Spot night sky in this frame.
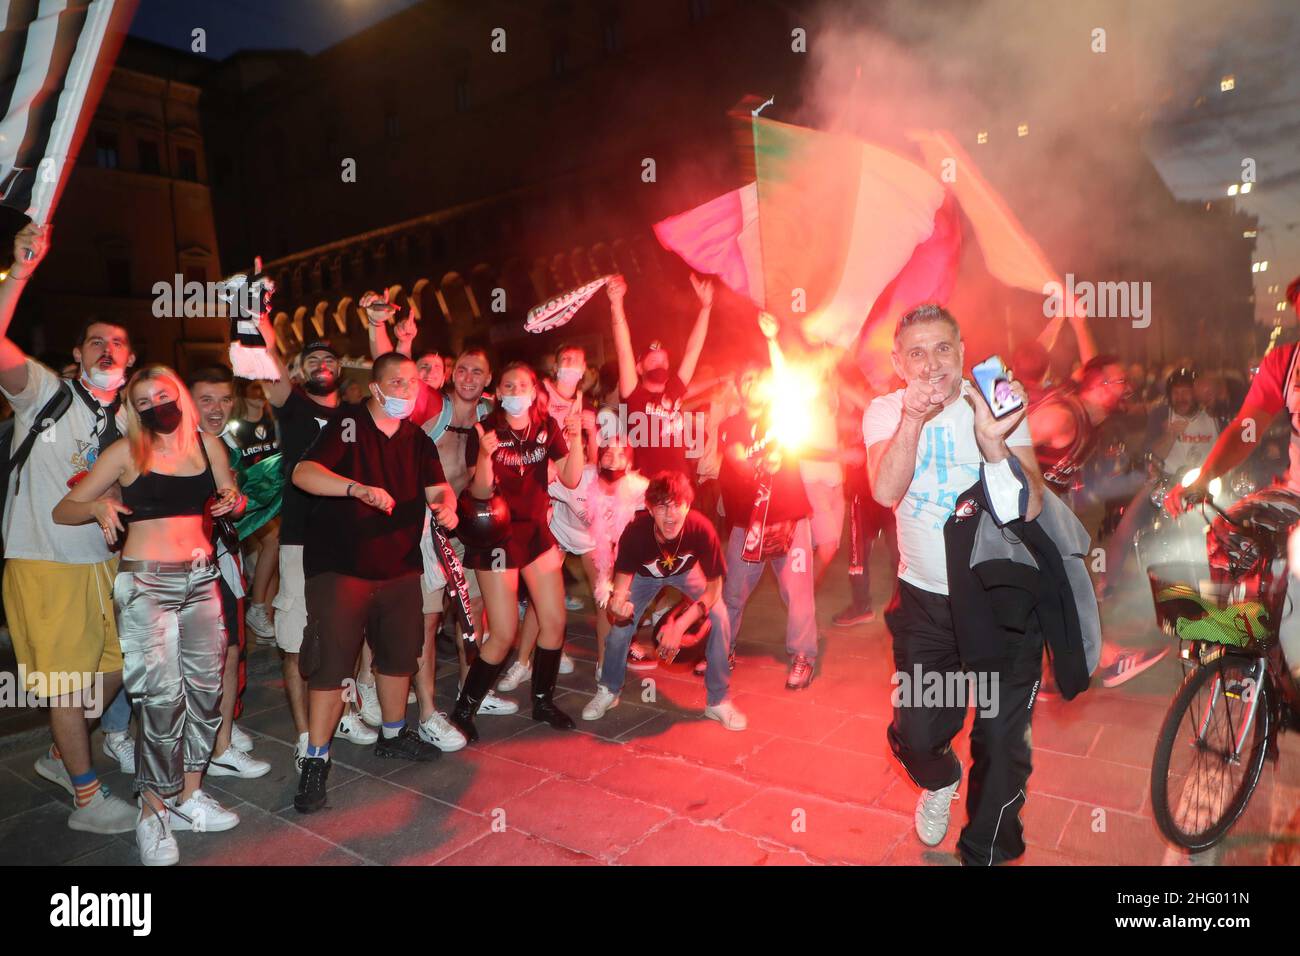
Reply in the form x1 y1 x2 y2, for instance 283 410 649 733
129 0 424 60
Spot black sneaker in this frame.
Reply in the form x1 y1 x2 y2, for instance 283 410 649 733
294 757 330 814
373 725 441 762
831 606 875 626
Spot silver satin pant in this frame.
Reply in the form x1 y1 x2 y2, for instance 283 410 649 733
113 561 226 795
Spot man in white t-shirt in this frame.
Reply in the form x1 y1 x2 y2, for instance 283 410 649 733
864 304 1044 865
0 220 139 835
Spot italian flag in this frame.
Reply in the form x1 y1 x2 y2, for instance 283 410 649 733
654 116 1064 358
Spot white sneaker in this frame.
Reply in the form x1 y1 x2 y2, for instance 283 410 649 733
703 699 748 732
418 712 468 752
68 786 138 834
336 712 379 745
497 661 531 692
559 652 575 675
169 789 239 832
34 751 74 797
355 681 382 727
245 603 274 639
207 747 271 779
294 732 309 772
136 804 179 866
229 723 254 753
582 686 620 721
915 779 960 847
102 731 135 774
479 690 519 716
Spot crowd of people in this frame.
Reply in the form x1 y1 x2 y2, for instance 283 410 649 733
3 210 1297 867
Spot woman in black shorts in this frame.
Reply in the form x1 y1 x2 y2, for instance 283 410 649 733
451 362 586 740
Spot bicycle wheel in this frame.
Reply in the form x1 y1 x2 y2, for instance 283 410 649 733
1150 655 1271 852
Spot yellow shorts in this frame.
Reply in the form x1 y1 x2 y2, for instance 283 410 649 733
3 558 122 697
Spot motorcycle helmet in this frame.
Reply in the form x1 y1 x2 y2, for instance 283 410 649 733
455 489 511 549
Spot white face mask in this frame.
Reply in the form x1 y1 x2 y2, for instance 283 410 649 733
500 393 534 416
82 365 125 391
556 367 583 387
373 385 414 420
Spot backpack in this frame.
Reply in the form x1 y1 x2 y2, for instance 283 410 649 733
0 381 74 514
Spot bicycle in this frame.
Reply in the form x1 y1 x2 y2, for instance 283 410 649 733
1140 487 1300 851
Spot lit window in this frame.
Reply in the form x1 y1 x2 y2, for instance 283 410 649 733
1260 260 1269 271
1244 230 1257 238
976 130 988 144
1220 75 1235 92
1278 302 1286 312
1017 122 1029 137
1252 262 1260 273
1227 184 1239 196
1240 182 1252 194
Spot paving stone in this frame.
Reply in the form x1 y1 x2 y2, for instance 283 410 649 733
385 747 552 814
498 777 671 860
278 774 485 864
720 786 908 864
625 711 774 771
615 816 811 865
0 802 120 865
486 725 626 781
437 828 604 866
1029 750 1150 813
589 753 759 822
0 764 55 822
744 737 893 805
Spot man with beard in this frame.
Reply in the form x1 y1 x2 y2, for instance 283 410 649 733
0 220 138 833
257 327 376 765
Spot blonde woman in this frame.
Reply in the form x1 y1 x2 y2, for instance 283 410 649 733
54 364 246 866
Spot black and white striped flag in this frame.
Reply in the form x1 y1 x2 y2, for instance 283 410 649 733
1 0 135 225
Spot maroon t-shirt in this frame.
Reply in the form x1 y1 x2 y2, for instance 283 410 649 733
718 411 812 532
623 374 692 481
486 415 569 523
301 405 446 579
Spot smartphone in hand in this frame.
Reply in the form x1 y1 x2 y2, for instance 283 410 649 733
971 355 1024 420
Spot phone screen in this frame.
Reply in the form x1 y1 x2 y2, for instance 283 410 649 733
971 355 1024 420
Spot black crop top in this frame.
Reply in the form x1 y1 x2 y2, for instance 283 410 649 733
121 453 216 522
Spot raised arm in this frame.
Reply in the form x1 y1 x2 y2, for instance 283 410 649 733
255 312 294 408
607 275 638 398
676 274 714 387
0 223 49 396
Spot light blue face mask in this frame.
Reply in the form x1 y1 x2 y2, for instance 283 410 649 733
374 385 414 420
555 367 583 386
500 393 534 416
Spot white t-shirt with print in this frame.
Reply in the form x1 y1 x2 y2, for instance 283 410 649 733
1161 408 1219 476
1 359 126 564
548 464 597 555
862 383 1033 595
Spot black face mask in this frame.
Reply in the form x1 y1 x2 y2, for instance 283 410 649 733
599 467 626 484
643 367 670 387
140 400 183 434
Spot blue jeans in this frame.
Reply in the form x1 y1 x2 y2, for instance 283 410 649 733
722 520 818 660
598 567 733 707
101 686 132 735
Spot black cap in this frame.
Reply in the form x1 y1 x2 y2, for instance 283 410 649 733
302 339 338 360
